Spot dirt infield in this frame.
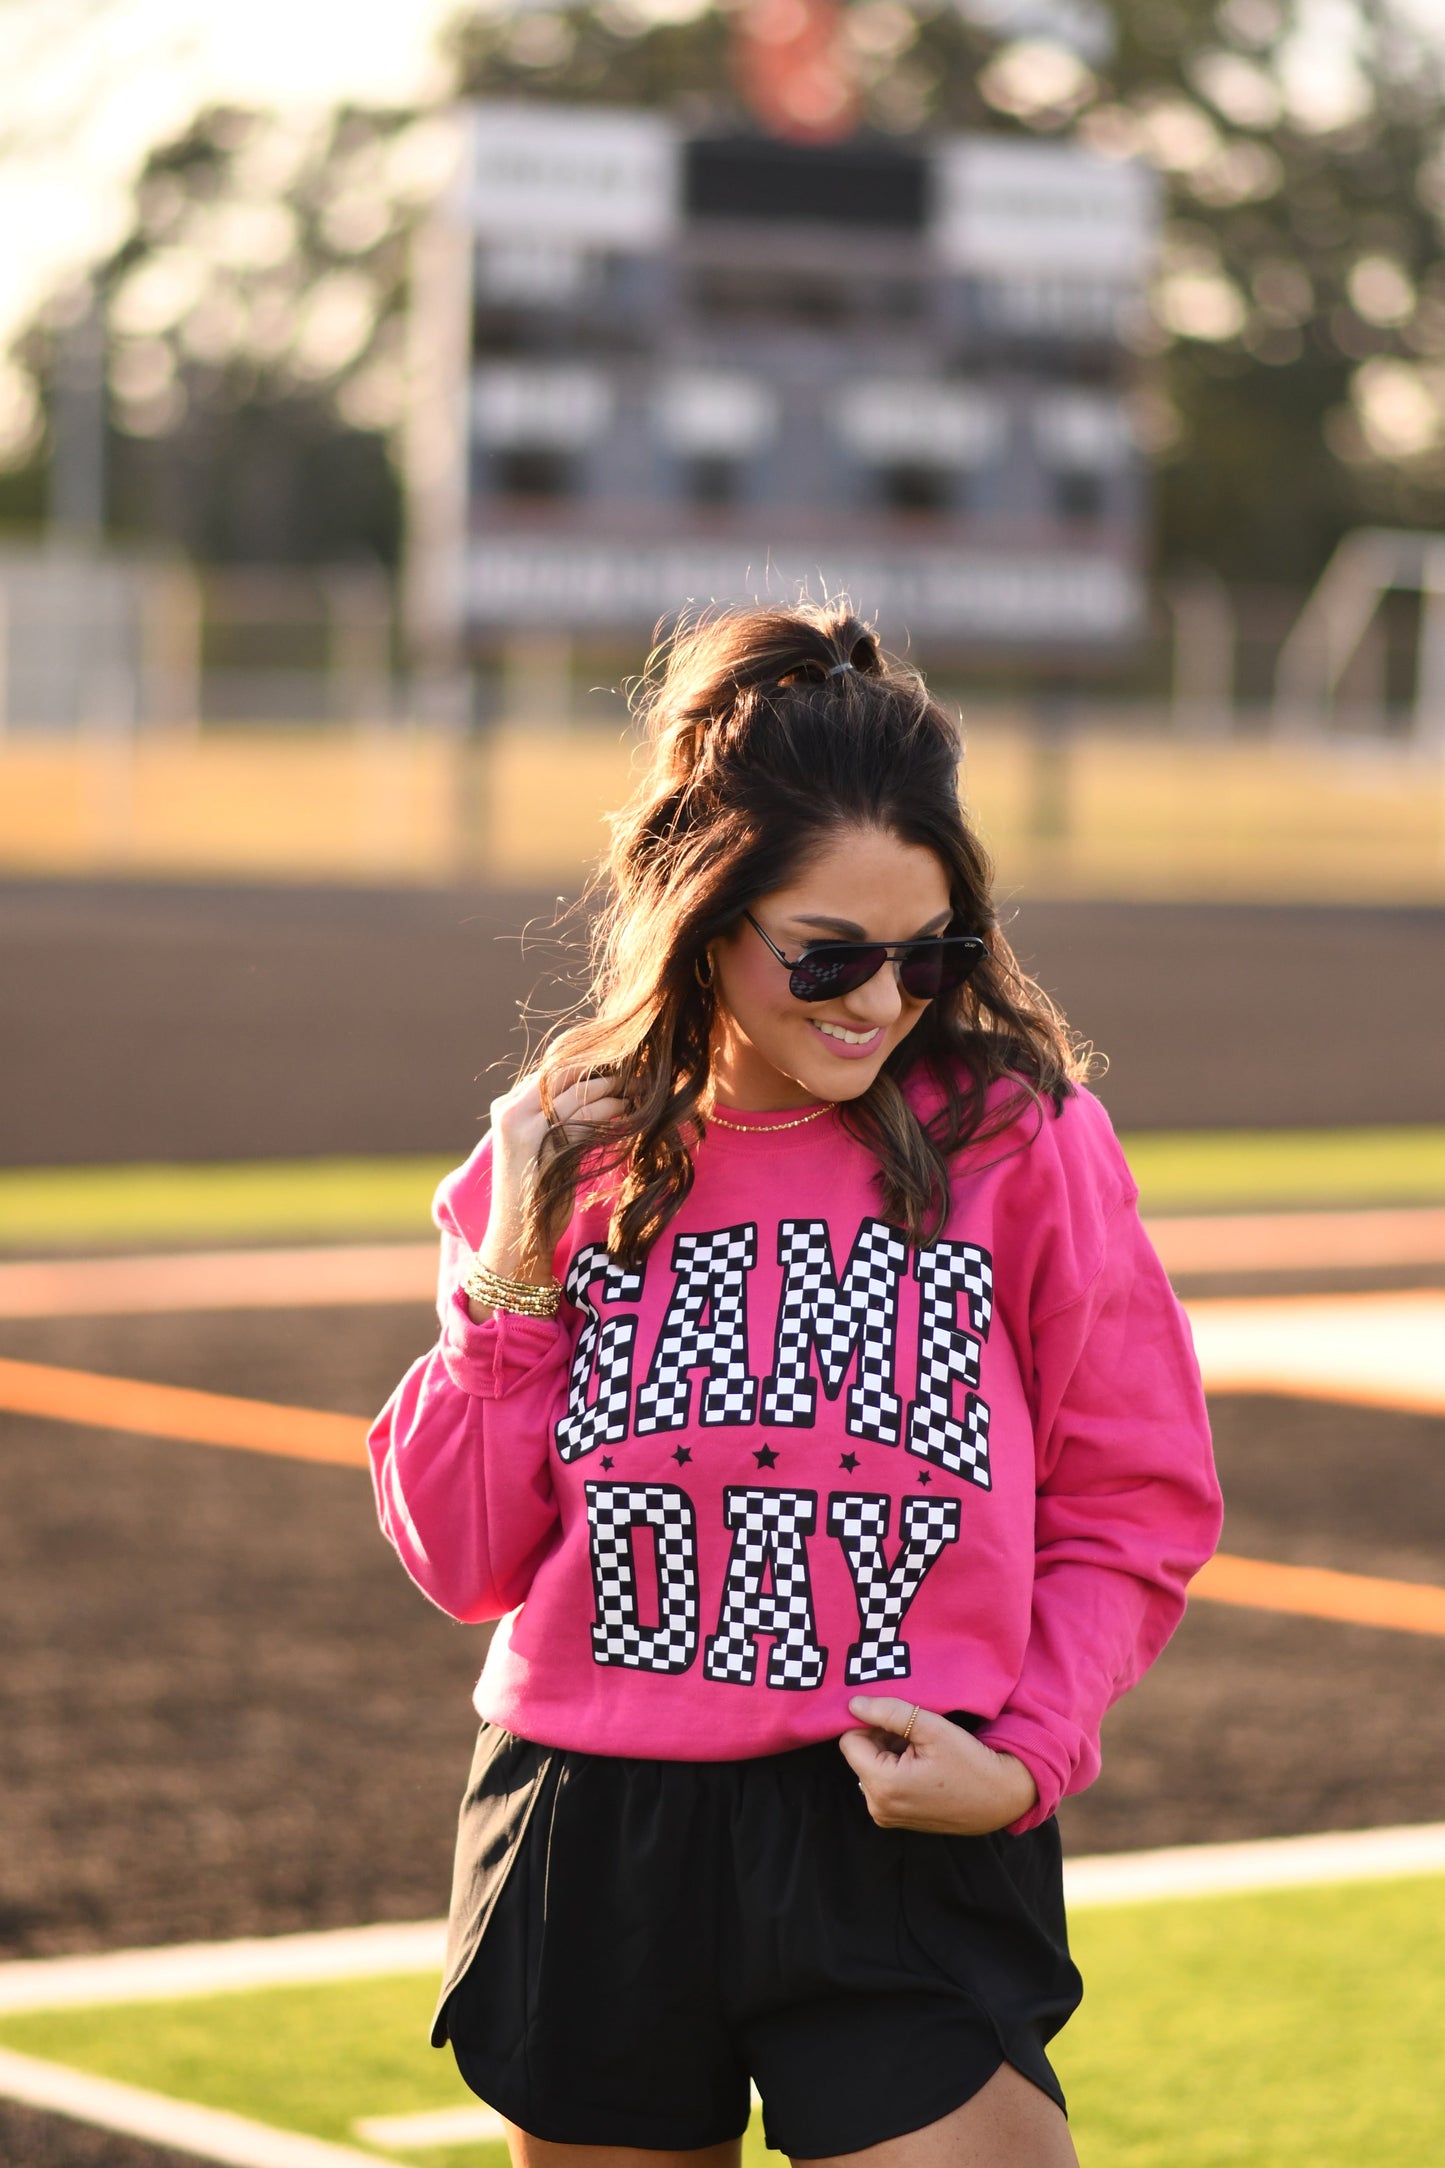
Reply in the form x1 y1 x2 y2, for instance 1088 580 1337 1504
4 882 1444 1167
1 1299 1442 1963
0 2104 195 2168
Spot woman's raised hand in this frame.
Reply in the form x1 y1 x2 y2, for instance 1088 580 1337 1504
474 1069 629 1303
839 1697 1039 1837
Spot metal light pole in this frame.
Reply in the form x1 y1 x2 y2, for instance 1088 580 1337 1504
48 279 107 544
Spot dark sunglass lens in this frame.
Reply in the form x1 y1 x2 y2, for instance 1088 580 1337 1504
791 946 883 1001
896 945 945 999
898 938 985 999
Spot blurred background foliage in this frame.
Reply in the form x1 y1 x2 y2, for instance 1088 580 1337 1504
1 105 445 563
1 0 1443 585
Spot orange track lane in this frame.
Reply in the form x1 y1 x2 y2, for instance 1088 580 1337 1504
1192 1552 1445 1637
0 1356 370 1468
1148 1205 1445 1277
0 1244 438 1319
3 1356 1445 1638
1 1207 1442 1325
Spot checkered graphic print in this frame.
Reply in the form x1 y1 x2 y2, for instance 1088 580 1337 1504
585 1481 699 1674
760 1218 907 1445
906 1240 994 1487
703 1487 826 1691
827 1491 963 1684
555 1245 645 1463
635 1223 759 1435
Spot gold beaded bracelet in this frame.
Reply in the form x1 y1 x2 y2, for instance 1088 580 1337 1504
468 1260 552 1295
462 1256 562 1319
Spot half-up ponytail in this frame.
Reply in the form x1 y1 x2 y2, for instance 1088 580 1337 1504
523 598 1087 1266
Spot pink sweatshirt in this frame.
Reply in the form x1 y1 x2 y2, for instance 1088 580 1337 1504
368 1074 1221 1833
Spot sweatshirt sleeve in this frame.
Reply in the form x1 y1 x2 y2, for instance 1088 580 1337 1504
365 1137 572 1623
976 1182 1223 1834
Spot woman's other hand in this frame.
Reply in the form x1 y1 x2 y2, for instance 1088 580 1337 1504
473 1069 628 1307
839 1697 1039 1836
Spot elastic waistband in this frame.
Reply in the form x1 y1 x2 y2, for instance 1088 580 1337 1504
488 1710 988 1778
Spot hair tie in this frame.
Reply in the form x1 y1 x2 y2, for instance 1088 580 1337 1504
826 660 856 678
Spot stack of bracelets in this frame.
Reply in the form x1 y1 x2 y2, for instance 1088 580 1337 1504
462 1256 562 1319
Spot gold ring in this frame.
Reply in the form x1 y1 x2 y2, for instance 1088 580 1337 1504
901 1704 920 1743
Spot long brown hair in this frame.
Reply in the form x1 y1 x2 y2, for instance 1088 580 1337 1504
525 599 1089 1265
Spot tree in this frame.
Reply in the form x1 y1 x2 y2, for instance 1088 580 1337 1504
8 103 457 564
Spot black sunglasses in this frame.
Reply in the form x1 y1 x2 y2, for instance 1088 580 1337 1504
743 911 987 1003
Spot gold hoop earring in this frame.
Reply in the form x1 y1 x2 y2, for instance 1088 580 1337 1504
694 950 714 990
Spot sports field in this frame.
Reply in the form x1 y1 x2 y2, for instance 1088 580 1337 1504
2 1866 1443 2167
2 882 1442 2165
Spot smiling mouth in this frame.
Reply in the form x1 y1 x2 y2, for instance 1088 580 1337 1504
812 1020 882 1047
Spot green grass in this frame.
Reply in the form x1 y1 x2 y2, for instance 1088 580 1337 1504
2 1876 1442 2166
0 1971 779 2168
1 1126 1442 1253
0 1157 455 1252
1056 1875 1445 2164
1120 1126 1445 1213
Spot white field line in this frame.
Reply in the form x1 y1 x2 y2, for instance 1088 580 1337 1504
2 1207 1444 1320
352 2094 765 2150
0 1920 446 2015
0 2046 385 2168
3 1823 1444 2023
1184 1287 1445 1413
1063 1819 1445 1907
353 2104 507 2148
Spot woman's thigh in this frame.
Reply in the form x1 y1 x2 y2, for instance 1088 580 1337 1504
789 2063 1079 2168
502 2127 744 2168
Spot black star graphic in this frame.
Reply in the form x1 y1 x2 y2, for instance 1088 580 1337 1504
839 1452 860 1472
753 1444 779 1468
672 1445 693 1466
600 1456 614 1470
916 1471 933 1485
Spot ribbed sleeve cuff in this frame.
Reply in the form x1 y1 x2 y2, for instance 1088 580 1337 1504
439 1285 566 1398
973 1712 1073 1835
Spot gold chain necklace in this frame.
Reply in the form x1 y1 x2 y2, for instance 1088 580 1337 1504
707 1103 831 1133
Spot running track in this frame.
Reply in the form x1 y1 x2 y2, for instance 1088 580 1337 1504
2 1212 1443 1642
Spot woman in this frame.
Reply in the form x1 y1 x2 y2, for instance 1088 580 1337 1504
368 601 1222 2168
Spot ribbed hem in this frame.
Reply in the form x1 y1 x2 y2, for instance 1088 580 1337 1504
439 1286 565 1398
972 1714 1069 1834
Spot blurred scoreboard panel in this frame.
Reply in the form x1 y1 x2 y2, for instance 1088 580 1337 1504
450 102 1157 660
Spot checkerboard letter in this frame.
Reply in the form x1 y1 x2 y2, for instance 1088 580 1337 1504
828 1491 963 1684
906 1242 993 1486
585 1481 699 1673
703 1487 827 1690
760 1218 907 1444
635 1224 759 1434
555 1246 646 1462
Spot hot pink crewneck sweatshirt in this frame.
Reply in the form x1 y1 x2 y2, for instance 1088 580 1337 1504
368 1073 1221 1833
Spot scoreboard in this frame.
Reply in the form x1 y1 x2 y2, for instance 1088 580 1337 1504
405 102 1158 671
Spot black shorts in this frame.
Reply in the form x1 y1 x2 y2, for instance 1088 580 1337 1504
434 1719 1082 2158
